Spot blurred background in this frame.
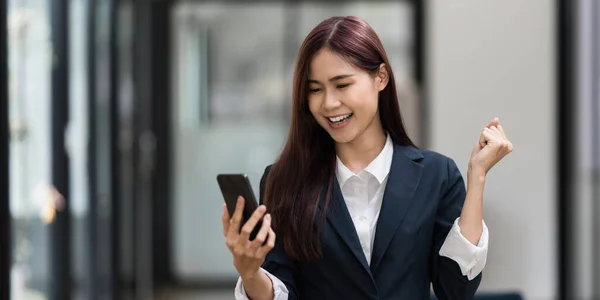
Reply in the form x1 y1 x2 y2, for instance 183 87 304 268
0 0 598 300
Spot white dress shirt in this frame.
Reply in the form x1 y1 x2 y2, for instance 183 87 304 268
235 134 489 299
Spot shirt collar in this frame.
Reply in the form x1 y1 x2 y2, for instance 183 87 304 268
336 133 394 187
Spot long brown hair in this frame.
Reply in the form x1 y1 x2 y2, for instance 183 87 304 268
264 16 416 261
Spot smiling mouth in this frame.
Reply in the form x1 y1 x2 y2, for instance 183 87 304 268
327 113 353 124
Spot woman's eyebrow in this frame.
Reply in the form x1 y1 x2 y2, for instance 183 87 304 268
308 74 354 84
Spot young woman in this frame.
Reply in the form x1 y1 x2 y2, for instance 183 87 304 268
221 16 513 300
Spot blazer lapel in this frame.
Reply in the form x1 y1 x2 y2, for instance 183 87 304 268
369 145 424 272
318 178 372 275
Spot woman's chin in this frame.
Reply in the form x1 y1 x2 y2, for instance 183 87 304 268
328 130 357 144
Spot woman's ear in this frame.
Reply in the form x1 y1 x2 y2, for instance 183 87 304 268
376 63 389 92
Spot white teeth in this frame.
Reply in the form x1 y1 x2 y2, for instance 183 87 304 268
328 113 352 123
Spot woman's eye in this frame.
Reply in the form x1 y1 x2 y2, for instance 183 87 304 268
309 88 322 93
337 84 350 89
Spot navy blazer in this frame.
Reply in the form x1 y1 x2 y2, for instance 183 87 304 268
258 144 482 300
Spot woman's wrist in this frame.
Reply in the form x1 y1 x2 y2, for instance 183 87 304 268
241 269 274 300
467 165 487 185
240 268 262 282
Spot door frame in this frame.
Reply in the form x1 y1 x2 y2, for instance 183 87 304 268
1 0 10 296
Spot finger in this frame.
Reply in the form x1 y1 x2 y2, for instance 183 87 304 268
228 196 245 237
486 117 499 128
496 126 513 150
507 140 515 152
257 228 276 258
482 128 495 144
251 213 272 249
222 204 230 237
497 124 508 140
239 205 267 242
489 126 503 138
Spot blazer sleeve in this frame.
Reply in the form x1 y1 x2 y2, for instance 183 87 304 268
429 158 482 300
259 166 300 300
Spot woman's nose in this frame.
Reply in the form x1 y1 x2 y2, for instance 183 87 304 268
322 91 342 110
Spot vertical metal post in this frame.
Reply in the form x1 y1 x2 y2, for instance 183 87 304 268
414 0 427 148
109 0 121 297
0 0 10 296
86 0 98 298
115 0 136 296
88 0 119 298
133 0 154 298
49 0 71 298
557 0 574 298
151 0 172 287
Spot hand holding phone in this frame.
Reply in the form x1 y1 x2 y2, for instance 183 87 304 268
219 177 276 281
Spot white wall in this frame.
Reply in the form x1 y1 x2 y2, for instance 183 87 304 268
427 1 557 299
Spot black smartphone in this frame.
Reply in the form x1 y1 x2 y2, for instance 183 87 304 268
216 174 262 241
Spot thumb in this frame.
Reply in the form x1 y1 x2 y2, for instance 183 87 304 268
478 128 487 148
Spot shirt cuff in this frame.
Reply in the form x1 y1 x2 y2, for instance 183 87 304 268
234 267 290 300
438 217 489 281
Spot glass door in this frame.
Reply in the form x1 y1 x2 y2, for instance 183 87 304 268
8 0 53 298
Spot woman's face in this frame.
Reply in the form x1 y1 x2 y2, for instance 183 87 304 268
307 49 388 144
